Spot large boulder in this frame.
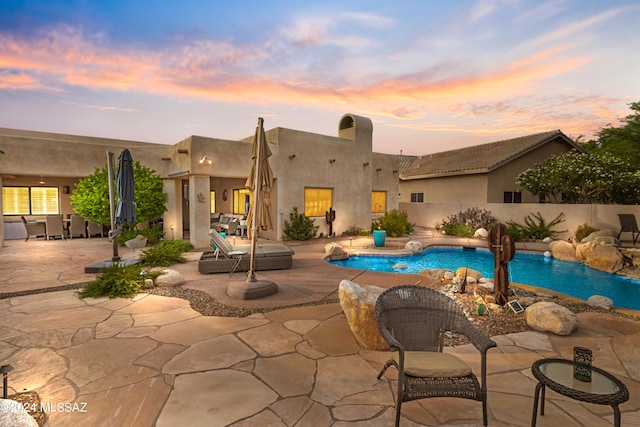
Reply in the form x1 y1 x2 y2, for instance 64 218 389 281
580 230 617 244
418 269 452 281
324 243 348 261
154 268 185 287
525 302 578 336
587 244 624 273
125 234 148 249
338 280 388 350
455 267 482 282
405 241 423 254
549 240 579 263
0 399 39 427
575 242 593 263
587 295 613 310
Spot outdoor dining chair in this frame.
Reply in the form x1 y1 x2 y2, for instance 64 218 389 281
45 214 65 240
375 285 497 427
616 213 639 245
20 216 45 241
69 214 87 239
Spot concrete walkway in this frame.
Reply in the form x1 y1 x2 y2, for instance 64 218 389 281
1 234 639 426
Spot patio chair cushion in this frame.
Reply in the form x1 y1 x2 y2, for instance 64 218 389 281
391 351 472 378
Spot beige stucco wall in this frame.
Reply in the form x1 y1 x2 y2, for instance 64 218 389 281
486 138 574 203
1 114 400 248
400 174 489 204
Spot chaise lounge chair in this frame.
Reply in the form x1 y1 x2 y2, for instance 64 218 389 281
198 229 295 274
617 213 639 245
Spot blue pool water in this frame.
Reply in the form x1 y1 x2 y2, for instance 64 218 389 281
330 247 640 310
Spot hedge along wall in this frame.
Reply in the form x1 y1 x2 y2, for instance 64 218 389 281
400 202 640 241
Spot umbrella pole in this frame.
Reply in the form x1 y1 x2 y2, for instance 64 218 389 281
107 151 120 262
247 117 264 282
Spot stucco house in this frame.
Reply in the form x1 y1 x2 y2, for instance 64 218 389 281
398 130 584 205
1 114 400 248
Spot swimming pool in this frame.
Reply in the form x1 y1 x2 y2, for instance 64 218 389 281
329 247 640 310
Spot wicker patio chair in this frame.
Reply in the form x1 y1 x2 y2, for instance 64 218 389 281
45 214 65 240
87 221 104 238
21 216 45 241
375 285 497 427
69 214 86 239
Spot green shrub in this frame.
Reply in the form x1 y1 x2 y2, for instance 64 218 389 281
506 212 566 240
372 209 414 237
139 240 193 267
506 222 527 242
284 207 319 240
443 223 475 237
342 226 368 236
441 207 497 237
117 227 140 245
139 223 165 244
575 223 599 242
78 264 145 299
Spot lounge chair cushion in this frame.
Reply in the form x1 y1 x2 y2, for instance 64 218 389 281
391 351 472 378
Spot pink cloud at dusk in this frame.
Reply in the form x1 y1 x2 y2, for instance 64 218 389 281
0 0 638 155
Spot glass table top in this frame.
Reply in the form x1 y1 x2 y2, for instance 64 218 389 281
539 360 620 395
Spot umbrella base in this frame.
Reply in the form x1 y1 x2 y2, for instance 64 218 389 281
226 279 278 300
84 258 140 274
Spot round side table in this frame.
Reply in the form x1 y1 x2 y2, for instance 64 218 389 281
531 358 629 427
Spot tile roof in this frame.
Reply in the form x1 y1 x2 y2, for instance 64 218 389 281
400 130 580 180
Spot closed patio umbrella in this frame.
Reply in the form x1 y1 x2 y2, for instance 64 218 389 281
116 149 136 226
245 118 274 281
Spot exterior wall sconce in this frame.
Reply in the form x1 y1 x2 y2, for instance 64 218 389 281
39 175 46 184
329 159 336 163
376 168 382 172
289 154 296 159
63 185 70 194
199 155 212 164
178 149 189 154
363 162 369 167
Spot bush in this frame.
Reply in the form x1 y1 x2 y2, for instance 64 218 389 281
284 207 319 240
139 240 193 267
441 207 498 237
342 226 369 236
506 212 566 240
575 223 600 242
79 239 192 299
117 223 165 245
78 264 145 299
372 209 414 237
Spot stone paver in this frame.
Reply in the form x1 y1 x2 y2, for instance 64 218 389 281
1 233 639 426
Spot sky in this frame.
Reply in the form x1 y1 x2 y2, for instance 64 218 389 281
1 0 639 155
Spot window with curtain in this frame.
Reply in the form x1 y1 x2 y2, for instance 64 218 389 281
304 188 332 217
2 187 59 215
371 191 386 213
233 188 251 214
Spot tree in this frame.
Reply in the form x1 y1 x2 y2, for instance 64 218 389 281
70 161 168 227
582 101 640 169
516 149 640 204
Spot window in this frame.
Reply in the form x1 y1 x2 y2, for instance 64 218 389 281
210 191 216 213
304 188 332 217
410 192 424 203
233 188 251 214
372 191 386 213
503 191 522 203
2 187 60 215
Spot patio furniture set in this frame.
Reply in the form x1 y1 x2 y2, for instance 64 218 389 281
21 214 104 241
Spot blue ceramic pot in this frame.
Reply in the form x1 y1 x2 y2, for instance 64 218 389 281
373 230 386 247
